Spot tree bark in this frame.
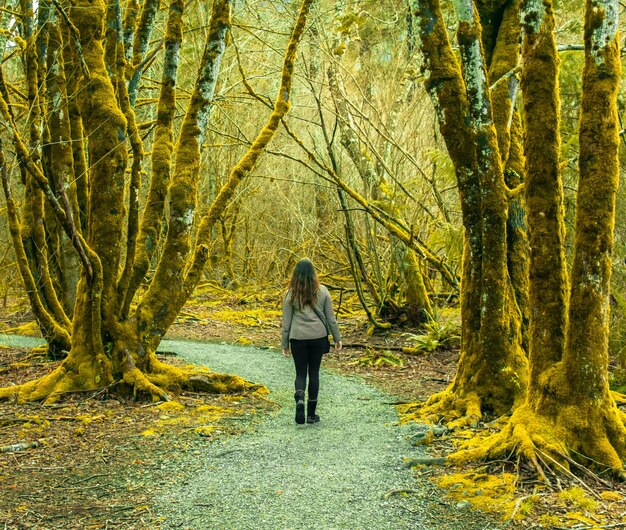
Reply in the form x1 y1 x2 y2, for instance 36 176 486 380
408 0 527 425
449 0 626 477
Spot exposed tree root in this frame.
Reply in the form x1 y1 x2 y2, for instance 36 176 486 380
0 349 261 404
0 361 104 404
141 356 259 399
122 352 172 402
445 405 563 482
445 404 626 481
612 391 626 407
401 388 483 429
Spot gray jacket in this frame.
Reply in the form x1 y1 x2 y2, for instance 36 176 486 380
281 285 341 350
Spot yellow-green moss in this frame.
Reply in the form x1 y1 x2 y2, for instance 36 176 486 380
76 414 104 425
537 514 562 527
3 321 41 337
521 0 569 386
557 487 598 512
44 19 83 315
140 355 260 397
353 349 403 368
436 472 520 520
600 491 622 502
157 401 185 412
122 0 184 316
210 308 281 328
488 0 520 163
194 425 215 436
563 512 602 526
68 0 128 329
141 401 234 436
59 20 88 231
564 0 621 404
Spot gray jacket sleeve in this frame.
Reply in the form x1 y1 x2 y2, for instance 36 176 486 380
322 288 341 343
281 292 293 350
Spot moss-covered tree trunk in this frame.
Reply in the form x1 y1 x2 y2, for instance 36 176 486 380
2 0 73 354
560 0 626 470
449 0 626 477
408 0 528 426
0 0 315 403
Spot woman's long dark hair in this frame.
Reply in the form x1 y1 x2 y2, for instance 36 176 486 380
288 259 319 309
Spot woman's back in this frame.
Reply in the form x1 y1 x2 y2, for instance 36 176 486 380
283 285 331 343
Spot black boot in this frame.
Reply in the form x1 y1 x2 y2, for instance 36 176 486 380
294 390 305 424
307 399 320 424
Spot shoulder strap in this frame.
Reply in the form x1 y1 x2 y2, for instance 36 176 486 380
311 305 331 335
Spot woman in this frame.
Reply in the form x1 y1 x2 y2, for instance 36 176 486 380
281 258 342 424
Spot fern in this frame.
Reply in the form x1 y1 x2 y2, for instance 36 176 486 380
403 317 460 354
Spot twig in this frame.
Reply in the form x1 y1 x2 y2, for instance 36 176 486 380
54 483 108 491
0 439 41 452
557 44 584 52
140 400 165 408
506 493 546 523
553 522 626 530
91 379 122 400
383 488 419 498
507 495 526 523
537 449 601 499
68 473 111 485
341 343 406 351
560 451 613 488
489 64 521 92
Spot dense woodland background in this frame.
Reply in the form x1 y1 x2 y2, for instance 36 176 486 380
1 0 616 330
0 0 595 325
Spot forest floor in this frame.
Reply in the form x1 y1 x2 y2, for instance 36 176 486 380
0 282 625 528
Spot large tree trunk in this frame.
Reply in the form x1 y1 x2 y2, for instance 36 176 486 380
0 0 314 403
560 0 626 470
407 0 528 426
450 0 626 478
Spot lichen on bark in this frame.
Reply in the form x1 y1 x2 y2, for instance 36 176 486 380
121 0 184 317
136 0 232 351
439 0 626 477
407 0 527 427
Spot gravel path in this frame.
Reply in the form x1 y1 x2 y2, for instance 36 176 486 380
0 334 497 529
153 340 496 530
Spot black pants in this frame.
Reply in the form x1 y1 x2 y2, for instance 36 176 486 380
290 337 326 401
